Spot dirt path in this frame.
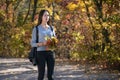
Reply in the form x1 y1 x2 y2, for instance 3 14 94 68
0 58 120 80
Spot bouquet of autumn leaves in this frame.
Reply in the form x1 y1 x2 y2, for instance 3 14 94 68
45 36 58 50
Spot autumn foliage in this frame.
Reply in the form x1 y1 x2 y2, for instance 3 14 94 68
0 0 120 70
45 36 58 50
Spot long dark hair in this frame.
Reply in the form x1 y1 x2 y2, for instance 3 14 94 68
37 9 50 26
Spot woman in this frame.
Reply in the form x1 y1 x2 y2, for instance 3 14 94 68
31 9 56 80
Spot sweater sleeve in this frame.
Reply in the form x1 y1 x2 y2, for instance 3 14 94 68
30 27 37 47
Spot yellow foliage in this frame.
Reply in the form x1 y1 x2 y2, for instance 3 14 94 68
84 20 90 26
66 2 78 11
71 52 80 59
46 8 53 16
0 9 5 17
109 35 115 41
117 57 120 61
47 0 54 2
102 22 109 27
72 32 84 41
15 34 19 39
89 6 95 13
82 8 86 12
54 13 60 20
55 0 62 3
112 24 116 27
21 29 25 35
37 0 47 4
85 1 92 5
94 24 101 29
78 1 85 7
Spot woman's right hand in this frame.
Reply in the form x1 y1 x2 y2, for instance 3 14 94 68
37 42 47 47
42 41 47 46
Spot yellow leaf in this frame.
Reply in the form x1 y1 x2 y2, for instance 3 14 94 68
78 1 85 7
112 24 116 27
66 2 78 11
94 24 101 29
117 57 120 61
21 29 25 35
82 8 86 12
15 34 19 39
110 35 115 41
102 22 109 27
54 13 60 20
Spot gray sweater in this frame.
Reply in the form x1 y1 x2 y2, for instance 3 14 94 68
30 25 55 51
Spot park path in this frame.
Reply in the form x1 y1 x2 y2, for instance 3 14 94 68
0 58 120 80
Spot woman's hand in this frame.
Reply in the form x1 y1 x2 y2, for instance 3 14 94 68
42 41 47 46
37 42 47 47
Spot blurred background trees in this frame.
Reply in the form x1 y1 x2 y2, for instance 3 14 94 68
0 0 120 69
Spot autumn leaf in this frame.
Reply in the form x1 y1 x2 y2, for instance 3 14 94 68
66 2 78 11
54 13 60 20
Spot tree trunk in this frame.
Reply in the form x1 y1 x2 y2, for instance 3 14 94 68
31 0 38 22
93 0 103 19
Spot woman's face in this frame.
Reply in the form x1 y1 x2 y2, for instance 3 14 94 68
42 11 50 23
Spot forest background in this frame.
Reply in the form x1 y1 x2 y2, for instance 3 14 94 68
0 0 120 70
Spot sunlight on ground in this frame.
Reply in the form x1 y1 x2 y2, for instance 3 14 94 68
0 58 28 63
56 75 83 78
0 68 32 73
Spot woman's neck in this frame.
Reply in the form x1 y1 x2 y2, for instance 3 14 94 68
41 23 49 29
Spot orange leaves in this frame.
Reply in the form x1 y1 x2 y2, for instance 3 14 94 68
45 36 58 50
61 14 72 25
65 14 71 19
59 0 79 8
62 20 69 25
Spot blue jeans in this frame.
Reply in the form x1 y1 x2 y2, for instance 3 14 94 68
36 51 55 80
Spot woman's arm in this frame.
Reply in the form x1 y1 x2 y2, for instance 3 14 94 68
30 27 38 47
31 27 48 47
37 42 47 47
